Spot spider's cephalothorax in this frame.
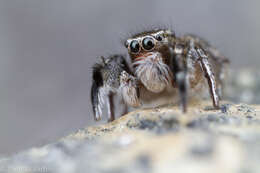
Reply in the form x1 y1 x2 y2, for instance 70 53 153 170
91 28 229 122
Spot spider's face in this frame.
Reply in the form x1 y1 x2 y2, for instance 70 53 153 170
125 29 175 93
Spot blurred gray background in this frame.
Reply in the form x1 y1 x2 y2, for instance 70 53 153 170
0 0 259 155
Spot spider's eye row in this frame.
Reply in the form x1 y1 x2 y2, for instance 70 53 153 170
142 37 155 51
129 40 140 53
155 34 163 41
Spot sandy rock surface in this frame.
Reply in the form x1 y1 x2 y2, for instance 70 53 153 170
0 101 260 173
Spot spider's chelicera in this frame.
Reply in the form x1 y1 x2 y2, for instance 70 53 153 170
91 29 229 122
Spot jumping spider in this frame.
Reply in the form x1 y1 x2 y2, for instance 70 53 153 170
91 29 229 122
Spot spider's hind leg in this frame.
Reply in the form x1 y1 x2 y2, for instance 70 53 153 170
197 48 220 108
208 48 230 99
187 41 220 109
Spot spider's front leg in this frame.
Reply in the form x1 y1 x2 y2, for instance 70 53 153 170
187 41 220 109
91 55 140 122
91 62 104 121
168 46 188 112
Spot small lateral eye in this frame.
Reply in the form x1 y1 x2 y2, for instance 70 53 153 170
129 40 140 53
142 37 155 51
155 34 163 41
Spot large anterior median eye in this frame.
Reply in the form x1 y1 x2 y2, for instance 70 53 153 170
142 37 155 51
129 40 140 53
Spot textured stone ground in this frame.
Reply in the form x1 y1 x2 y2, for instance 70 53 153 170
1 68 260 173
0 101 260 173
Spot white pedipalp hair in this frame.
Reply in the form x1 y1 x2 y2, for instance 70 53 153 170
133 52 172 93
119 71 141 107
